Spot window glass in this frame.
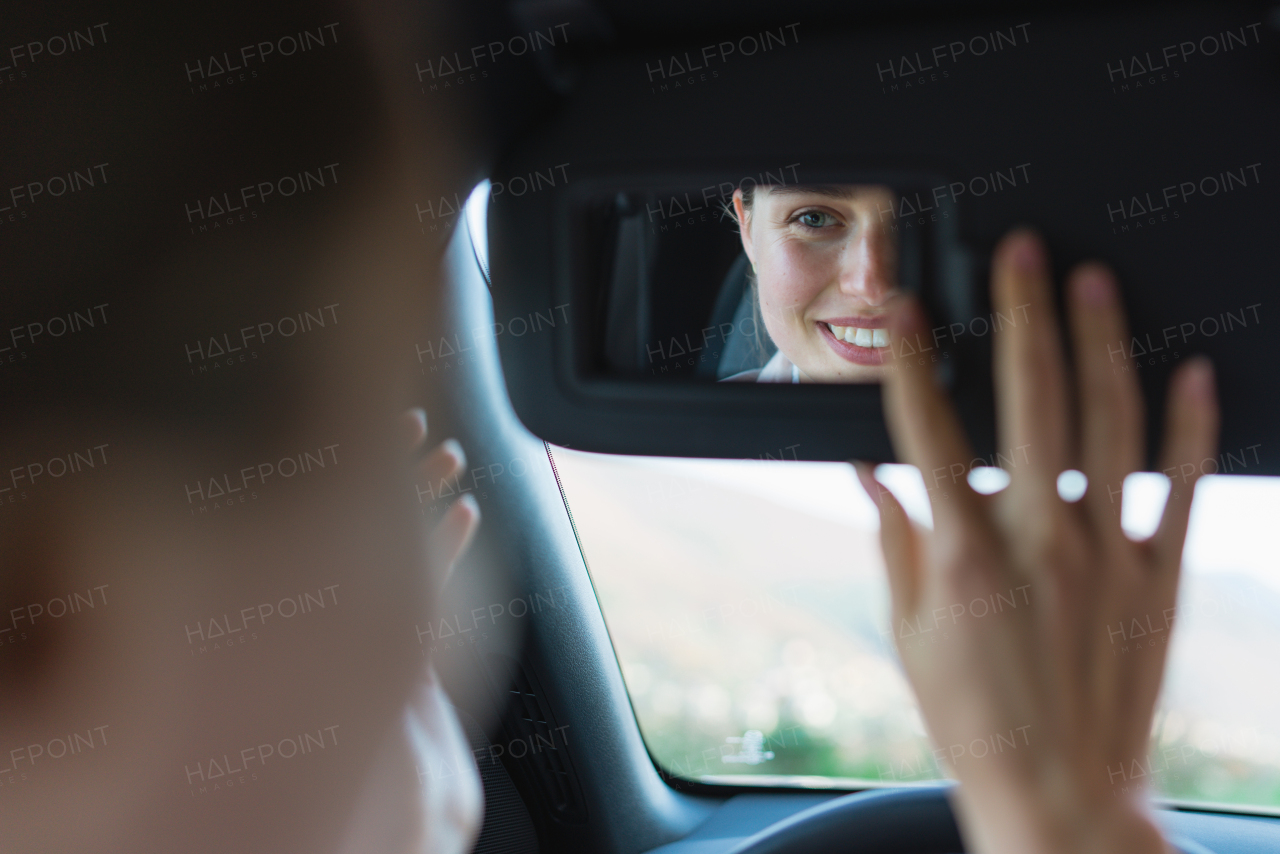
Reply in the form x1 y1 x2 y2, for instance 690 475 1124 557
548 446 1280 809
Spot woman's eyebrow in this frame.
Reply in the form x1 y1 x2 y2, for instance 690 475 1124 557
766 184 863 200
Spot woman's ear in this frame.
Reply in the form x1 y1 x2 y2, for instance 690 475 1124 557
732 190 756 266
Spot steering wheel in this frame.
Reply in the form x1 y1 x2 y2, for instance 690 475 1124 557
723 784 1213 854
727 785 964 854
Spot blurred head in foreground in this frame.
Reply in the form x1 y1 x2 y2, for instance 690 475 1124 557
1 2 484 852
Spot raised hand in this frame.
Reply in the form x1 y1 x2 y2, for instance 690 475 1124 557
858 230 1218 854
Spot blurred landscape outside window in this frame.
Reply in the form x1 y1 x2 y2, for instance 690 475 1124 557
548 446 1280 811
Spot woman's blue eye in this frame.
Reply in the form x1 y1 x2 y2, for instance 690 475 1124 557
798 211 835 228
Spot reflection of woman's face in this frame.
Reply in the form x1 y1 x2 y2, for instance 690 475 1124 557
734 185 899 383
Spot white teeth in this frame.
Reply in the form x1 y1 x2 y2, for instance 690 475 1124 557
826 323 889 348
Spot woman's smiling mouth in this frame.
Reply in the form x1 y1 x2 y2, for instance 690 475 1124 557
817 319 891 365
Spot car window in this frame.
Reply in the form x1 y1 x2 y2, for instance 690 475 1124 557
547 446 1280 811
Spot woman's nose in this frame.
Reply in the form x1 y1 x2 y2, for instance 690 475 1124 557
838 225 897 305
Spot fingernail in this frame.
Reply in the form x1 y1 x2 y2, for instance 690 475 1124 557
1182 356 1215 401
401 407 427 445
1009 232 1044 273
1074 266 1113 307
455 491 480 516
440 437 466 469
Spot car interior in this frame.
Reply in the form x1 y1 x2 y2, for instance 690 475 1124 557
435 200 1280 854
6 1 1278 852
417 2 1280 852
